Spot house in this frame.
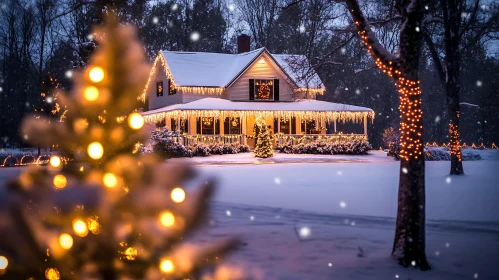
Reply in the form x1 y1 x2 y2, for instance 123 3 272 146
141 35 374 147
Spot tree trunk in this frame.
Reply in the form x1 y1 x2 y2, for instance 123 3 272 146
344 0 430 270
443 0 464 175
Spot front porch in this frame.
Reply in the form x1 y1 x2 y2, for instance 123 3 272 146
142 98 374 147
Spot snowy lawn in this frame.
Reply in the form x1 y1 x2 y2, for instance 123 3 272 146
196 157 499 223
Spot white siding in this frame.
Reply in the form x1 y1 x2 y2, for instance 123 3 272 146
228 53 295 102
148 63 182 110
182 89 229 103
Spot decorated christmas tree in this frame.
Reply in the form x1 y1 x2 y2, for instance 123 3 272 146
254 117 274 158
0 14 236 280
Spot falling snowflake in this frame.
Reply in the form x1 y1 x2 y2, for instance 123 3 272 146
461 12 468 19
299 24 306 33
274 177 281 184
445 177 451 184
339 201 347 208
435 116 441 123
87 34 94 41
481 5 488 10
474 273 479 279
171 3 178 11
345 87 349 91
152 17 159 24
65 70 73 78
411 260 416 266
355 89 361 95
435 250 440 256
23 134 29 140
476 80 482 87
275 215 280 219
328 263 332 267
402 167 408 174
395 275 399 279
250 216 255 221
337 170 343 176
415 26 420 32
190 31 200 42
228 3 235 11
445 242 450 248
1 4 6 10
0 87 2 92
350 221 356 226
46 97 53 103
341 47 346 54
298 226 311 238
424 5 429 10
226 210 231 216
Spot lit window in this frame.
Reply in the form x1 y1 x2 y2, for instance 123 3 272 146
254 79 274 100
157 81 163 97
224 117 241 134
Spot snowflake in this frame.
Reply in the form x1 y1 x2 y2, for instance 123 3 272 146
424 5 429 10
274 177 281 184
415 26 420 32
328 263 332 267
87 34 94 41
435 250 440 256
476 80 482 87
461 12 469 19
411 260 416 266
190 31 200 42
402 167 408 174
445 177 451 184
341 47 346 54
445 242 450 248
152 17 159 24
298 226 311 238
23 134 29 140
0 87 2 92
171 3 178 11
46 97 53 103
337 170 343 176
474 273 479 279
435 116 441 123
275 215 280 219
345 87 349 91
228 3 235 11
395 275 399 279
299 24 306 33
481 5 488 10
355 89 361 95
350 221 356 226
339 201 347 208
250 215 255 221
65 70 73 78
1 4 6 10
226 210 231 216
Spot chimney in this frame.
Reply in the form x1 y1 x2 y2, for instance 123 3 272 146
237 34 250 54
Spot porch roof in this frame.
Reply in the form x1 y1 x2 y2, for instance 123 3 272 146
142 98 374 124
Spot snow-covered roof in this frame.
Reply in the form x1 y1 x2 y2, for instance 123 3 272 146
143 98 372 116
160 48 324 89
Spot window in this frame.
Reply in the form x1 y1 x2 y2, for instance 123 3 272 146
224 117 241 134
197 117 220 135
301 120 317 134
168 79 176 95
171 119 188 133
254 79 274 100
274 117 296 134
157 81 163 97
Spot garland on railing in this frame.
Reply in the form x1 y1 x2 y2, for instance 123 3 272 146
424 142 497 150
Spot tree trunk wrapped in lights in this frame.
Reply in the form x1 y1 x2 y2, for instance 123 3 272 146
344 0 430 270
254 117 274 158
0 14 238 280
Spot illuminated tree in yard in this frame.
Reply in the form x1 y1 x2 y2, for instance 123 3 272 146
0 14 236 280
344 0 430 270
254 118 274 158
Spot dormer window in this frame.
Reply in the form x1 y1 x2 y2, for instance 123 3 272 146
255 79 274 100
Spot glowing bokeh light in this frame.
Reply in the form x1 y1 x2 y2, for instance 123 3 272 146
171 187 186 203
159 211 175 227
103 173 118 188
87 142 104 160
84 86 99 101
53 174 67 189
128 113 144 130
160 259 174 273
72 219 88 237
89 67 104 83
50 156 61 167
59 233 73 249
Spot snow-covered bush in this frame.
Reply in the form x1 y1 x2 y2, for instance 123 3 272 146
276 138 371 155
424 147 481 161
192 143 211 157
153 140 193 158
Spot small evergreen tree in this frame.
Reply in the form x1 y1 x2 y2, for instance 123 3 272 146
254 118 274 158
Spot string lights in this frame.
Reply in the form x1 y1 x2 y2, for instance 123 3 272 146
143 110 374 125
294 88 326 95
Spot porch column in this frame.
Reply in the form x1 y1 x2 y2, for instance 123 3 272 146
363 114 368 136
242 115 247 145
277 117 281 145
334 119 337 133
219 115 224 143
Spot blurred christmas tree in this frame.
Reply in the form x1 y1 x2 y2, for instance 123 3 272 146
254 117 274 158
0 14 237 280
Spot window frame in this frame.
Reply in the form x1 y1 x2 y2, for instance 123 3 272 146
156 81 164 97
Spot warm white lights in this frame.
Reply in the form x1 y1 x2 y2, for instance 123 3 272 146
159 211 175 227
128 113 144 130
171 188 186 203
50 156 61 167
89 67 104 83
53 174 67 189
258 58 265 64
103 173 118 188
160 259 174 273
73 219 88 237
87 142 104 160
0 256 8 270
59 233 73 249
84 86 99 101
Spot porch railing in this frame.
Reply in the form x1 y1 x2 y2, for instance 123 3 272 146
275 133 367 145
162 134 245 146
